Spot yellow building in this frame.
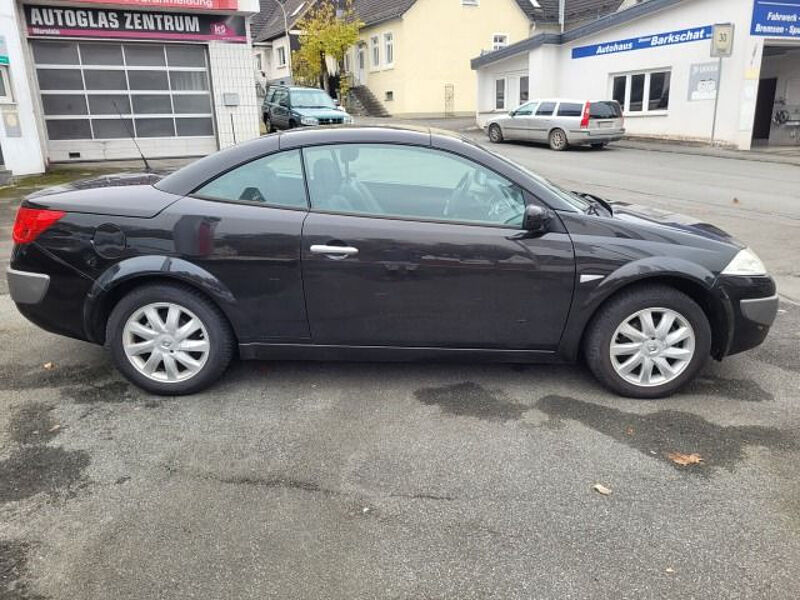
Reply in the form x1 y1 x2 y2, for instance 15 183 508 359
346 0 535 117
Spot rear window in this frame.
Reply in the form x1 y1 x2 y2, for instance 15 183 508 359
557 103 583 117
590 101 622 119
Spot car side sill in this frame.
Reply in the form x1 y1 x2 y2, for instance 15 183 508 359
238 343 563 363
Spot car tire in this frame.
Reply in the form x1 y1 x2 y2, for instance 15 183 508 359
288 120 297 129
549 128 569 151
584 285 711 399
488 124 504 143
264 116 274 133
106 283 235 396
591 142 606 149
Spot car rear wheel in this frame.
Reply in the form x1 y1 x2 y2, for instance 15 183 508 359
488 124 504 143
106 283 234 396
584 285 711 398
591 142 606 149
549 128 568 151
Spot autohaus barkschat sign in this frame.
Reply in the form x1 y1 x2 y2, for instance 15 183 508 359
24 4 247 43
572 25 712 59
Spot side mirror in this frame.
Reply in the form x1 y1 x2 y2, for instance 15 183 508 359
508 110 516 117
522 204 551 233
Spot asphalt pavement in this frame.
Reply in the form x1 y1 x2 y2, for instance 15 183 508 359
0 130 799 599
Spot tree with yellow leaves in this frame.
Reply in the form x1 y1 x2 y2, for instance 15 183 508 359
292 0 362 98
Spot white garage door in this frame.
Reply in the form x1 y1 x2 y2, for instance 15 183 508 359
31 40 218 161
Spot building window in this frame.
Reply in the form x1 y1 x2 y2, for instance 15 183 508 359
519 75 529 104
495 78 505 110
385 90 394 101
370 35 380 68
612 70 671 114
0 66 13 104
276 46 287 68
384 32 394 66
344 51 350 73
492 34 508 51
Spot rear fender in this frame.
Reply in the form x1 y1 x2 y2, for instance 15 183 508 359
83 255 238 343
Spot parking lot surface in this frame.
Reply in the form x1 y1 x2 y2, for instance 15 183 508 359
1 137 799 599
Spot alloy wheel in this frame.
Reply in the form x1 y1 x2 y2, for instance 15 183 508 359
609 307 696 387
122 302 210 383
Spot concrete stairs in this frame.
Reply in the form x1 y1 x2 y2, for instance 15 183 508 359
347 86 391 118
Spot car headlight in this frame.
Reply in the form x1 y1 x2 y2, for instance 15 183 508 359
721 248 767 276
300 116 319 126
342 114 354 124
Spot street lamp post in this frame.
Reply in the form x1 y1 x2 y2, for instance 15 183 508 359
274 0 292 79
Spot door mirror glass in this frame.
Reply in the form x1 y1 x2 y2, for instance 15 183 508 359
508 109 516 117
522 204 551 233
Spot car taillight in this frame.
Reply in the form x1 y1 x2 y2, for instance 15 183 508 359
580 102 591 129
12 207 65 244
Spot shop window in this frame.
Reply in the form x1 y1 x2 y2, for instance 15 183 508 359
36 69 83 90
32 41 78 65
129 71 169 91
176 118 214 136
493 34 508 51
132 95 173 114
629 74 645 112
611 70 671 114
41 94 88 116
88 95 131 115
124 44 166 67
649 71 671 111
45 119 91 140
0 67 14 104
92 119 133 139
84 70 128 91
173 95 212 114
519 75 529 104
135 118 175 137
495 78 505 110
170 71 208 91
166 46 206 68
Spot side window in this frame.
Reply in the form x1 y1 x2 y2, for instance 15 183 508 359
514 102 537 116
195 149 307 208
302 144 526 227
535 101 556 116
557 102 583 117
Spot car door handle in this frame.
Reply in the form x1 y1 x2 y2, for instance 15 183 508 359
310 244 359 257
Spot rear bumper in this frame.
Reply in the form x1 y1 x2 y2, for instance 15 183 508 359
7 268 50 304
568 129 625 144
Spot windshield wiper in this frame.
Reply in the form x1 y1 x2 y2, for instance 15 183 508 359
573 191 613 216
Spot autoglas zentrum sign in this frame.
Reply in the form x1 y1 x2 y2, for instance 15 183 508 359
24 4 246 42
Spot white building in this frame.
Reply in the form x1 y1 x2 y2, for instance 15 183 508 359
472 0 800 150
0 0 261 177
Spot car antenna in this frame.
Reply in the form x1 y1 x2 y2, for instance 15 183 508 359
113 100 152 172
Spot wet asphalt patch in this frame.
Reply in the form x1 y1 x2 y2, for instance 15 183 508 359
536 395 796 475
60 380 136 405
414 382 528 421
8 403 59 446
686 374 773 402
0 540 47 600
0 364 115 392
0 446 91 505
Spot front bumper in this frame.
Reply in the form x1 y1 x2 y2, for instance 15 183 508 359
716 275 778 357
7 267 50 304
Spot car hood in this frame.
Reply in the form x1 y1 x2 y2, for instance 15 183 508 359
608 200 744 248
293 107 349 119
24 172 180 218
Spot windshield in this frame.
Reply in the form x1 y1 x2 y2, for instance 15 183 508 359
290 89 335 108
482 148 592 212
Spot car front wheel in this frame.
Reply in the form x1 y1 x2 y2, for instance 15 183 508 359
488 124 504 143
584 285 711 398
106 283 234 396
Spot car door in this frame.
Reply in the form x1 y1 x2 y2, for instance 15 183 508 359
299 143 575 350
272 89 290 129
532 101 557 141
503 101 538 140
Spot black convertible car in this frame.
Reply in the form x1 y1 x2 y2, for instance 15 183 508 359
8 126 777 397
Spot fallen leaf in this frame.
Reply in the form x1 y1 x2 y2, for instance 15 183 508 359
667 452 703 466
625 426 635 436
43 362 55 370
732 197 740 204
48 424 61 433
592 483 612 496
665 567 675 574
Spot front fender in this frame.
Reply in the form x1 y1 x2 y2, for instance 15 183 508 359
83 255 238 343
558 256 726 360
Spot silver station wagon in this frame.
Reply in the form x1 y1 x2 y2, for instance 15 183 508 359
486 99 625 151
